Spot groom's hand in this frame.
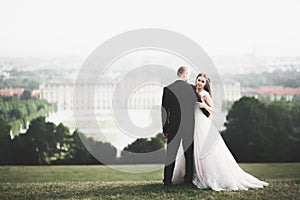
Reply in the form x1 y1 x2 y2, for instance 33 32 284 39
162 132 168 140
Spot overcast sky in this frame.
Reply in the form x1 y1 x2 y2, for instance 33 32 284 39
0 0 300 57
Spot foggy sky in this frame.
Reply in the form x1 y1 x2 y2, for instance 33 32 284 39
0 0 299 57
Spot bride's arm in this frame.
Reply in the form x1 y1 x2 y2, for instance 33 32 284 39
203 94 213 107
196 94 215 115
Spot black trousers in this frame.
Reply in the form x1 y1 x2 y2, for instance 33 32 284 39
163 134 194 184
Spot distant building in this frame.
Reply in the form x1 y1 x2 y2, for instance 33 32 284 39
222 81 241 101
40 79 243 112
0 88 24 96
241 87 259 99
257 86 300 101
39 83 74 111
241 86 300 101
0 88 41 98
39 81 163 112
31 89 40 97
212 80 242 102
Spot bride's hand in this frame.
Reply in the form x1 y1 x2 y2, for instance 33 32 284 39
196 102 205 108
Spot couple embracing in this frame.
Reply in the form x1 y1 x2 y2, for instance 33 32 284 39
161 66 268 191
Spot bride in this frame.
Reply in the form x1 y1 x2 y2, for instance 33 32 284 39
172 73 269 191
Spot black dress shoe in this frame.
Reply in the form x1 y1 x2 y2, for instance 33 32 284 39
163 182 172 186
183 181 194 187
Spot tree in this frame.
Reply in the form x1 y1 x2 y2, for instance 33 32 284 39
25 101 37 115
20 90 32 100
260 101 294 161
120 133 166 164
0 117 12 164
23 117 56 164
54 123 70 160
222 97 266 162
292 95 300 102
123 134 165 153
62 130 100 164
289 102 300 161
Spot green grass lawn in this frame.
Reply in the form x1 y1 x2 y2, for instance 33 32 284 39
0 163 299 199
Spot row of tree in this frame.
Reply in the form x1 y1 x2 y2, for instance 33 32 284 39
0 68 66 90
0 115 166 165
0 93 166 165
0 77 39 90
0 95 56 135
1 97 299 164
0 116 117 165
226 69 300 88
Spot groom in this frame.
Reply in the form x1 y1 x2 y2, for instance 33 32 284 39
161 66 198 186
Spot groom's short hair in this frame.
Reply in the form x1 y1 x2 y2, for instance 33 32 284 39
177 66 188 77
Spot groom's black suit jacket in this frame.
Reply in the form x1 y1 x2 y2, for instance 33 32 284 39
162 80 197 142
161 80 207 139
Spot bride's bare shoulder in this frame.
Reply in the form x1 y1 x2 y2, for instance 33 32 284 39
200 90 209 97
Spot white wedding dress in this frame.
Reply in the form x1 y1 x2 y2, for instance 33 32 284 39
172 97 269 191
